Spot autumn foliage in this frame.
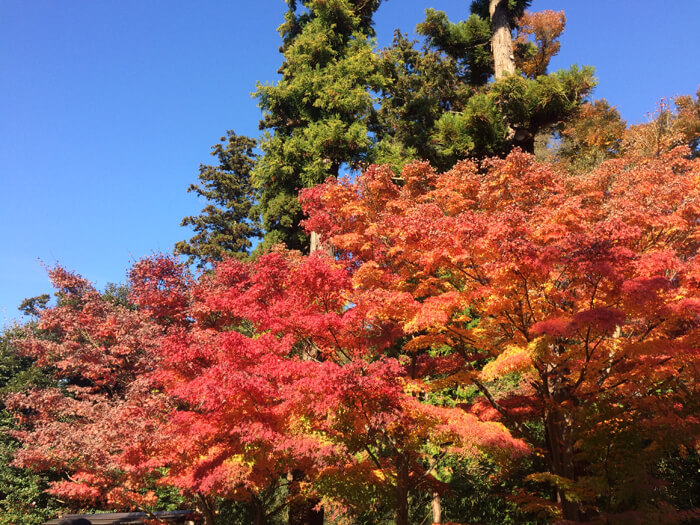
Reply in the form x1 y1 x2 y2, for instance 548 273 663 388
9 144 700 523
11 254 526 523
302 146 700 521
3 0 699 521
142 247 527 523
514 10 566 78
6 267 170 508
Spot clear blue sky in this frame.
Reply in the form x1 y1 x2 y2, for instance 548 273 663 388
2 1 699 326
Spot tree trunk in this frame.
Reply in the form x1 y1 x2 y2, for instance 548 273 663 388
197 493 217 525
489 0 516 79
489 0 535 153
513 128 535 154
252 496 267 525
431 491 442 524
310 231 322 254
288 470 324 525
395 455 410 525
544 380 581 522
310 230 334 256
428 454 442 525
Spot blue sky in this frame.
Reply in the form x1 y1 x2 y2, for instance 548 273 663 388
1 1 699 326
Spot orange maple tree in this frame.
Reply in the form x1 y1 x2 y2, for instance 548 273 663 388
301 146 700 522
514 9 566 78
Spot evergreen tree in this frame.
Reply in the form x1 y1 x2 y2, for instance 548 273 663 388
417 8 494 86
178 0 595 258
175 132 261 267
376 2 595 169
372 29 479 171
253 0 386 252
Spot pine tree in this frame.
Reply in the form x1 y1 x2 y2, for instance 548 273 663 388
376 1 595 168
178 1 595 259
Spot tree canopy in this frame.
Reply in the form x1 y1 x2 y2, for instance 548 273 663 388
11 141 700 523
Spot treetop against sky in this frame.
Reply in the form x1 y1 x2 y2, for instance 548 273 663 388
1 0 699 324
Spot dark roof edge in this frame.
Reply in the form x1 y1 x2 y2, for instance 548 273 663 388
44 510 198 525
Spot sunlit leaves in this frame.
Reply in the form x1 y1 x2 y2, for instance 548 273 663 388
302 145 700 519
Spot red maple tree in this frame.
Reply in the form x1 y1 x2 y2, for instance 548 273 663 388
146 249 526 524
11 252 525 525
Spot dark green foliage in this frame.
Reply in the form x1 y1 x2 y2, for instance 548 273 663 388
385 55 595 165
375 7 510 171
176 132 262 266
0 422 64 525
178 0 596 260
253 0 386 252
376 6 595 171
373 31 474 170
417 9 493 86
655 449 700 513
491 66 595 131
438 456 544 525
0 328 52 393
102 282 133 308
281 0 383 45
214 485 288 525
432 91 510 163
17 294 50 319
416 0 531 88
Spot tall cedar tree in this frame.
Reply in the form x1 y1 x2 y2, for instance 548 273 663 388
253 0 386 252
175 132 261 267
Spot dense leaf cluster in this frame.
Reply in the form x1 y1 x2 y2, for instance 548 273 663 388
302 146 700 522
